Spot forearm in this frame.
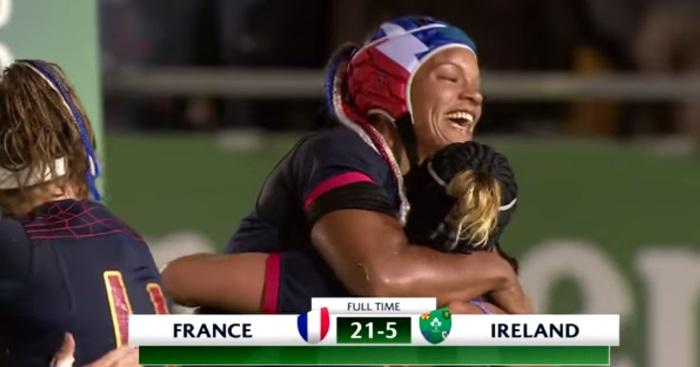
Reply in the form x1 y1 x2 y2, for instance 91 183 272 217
375 246 531 313
363 245 510 305
312 209 530 313
161 253 266 312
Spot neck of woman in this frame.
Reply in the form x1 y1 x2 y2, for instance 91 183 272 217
2 182 81 219
368 114 412 175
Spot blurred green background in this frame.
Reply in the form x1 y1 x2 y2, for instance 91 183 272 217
0 0 103 139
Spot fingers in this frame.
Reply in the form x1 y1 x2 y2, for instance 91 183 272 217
489 281 533 314
523 295 535 314
509 282 534 314
506 279 533 314
85 346 139 367
55 332 76 359
50 332 75 367
111 347 139 367
51 334 141 367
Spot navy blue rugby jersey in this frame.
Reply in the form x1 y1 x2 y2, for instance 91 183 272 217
0 199 168 366
226 126 401 313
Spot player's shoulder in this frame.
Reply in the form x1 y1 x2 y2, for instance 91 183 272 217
0 216 30 252
299 126 388 171
300 126 377 156
67 202 156 271
88 201 148 244
24 199 147 244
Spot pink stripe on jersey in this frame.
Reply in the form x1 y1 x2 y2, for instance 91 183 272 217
262 253 281 313
303 172 375 211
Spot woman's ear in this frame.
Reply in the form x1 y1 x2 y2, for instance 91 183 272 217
371 115 399 142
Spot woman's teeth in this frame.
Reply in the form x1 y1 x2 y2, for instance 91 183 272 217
446 111 474 125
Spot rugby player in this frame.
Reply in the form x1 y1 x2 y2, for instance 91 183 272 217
165 16 530 315
0 60 167 366
163 140 520 315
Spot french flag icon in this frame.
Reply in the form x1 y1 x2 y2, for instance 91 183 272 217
297 307 330 344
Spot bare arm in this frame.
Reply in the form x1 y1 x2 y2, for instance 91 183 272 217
161 253 266 312
311 209 531 313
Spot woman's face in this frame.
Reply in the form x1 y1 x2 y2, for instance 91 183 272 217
410 47 483 163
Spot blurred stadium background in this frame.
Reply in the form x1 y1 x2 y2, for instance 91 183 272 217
2 1 700 366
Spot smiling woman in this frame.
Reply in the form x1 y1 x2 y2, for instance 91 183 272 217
410 47 483 160
341 18 483 174
162 16 531 316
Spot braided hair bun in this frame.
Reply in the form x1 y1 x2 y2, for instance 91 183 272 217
404 141 518 253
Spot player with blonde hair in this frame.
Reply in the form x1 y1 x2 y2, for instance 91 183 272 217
0 60 166 366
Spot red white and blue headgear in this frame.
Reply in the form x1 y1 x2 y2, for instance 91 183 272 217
325 16 477 165
325 16 477 223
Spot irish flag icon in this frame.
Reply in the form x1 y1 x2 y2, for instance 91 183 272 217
297 307 330 344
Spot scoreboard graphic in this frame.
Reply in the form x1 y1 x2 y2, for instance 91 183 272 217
130 298 620 365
